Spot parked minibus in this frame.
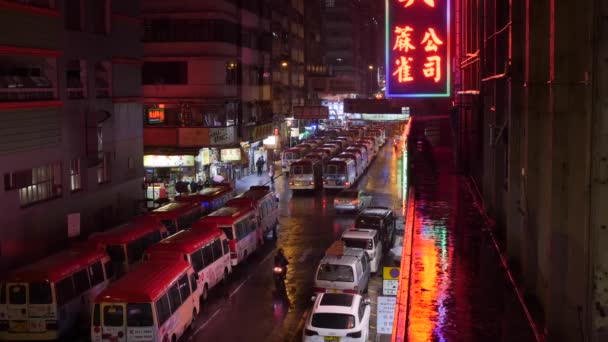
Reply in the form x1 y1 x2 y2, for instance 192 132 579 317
175 185 235 212
339 152 364 178
345 146 369 169
226 186 279 239
147 202 204 235
323 158 357 190
192 206 260 266
282 147 308 173
303 152 330 167
4 246 112 340
312 147 334 159
89 216 168 276
91 258 199 342
289 159 323 192
320 143 341 156
335 135 354 148
294 144 313 156
145 228 232 303
358 138 379 155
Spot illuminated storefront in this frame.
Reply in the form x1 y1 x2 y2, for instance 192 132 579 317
144 155 196 201
385 0 451 97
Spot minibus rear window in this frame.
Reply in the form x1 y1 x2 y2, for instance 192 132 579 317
219 227 233 240
103 305 124 326
127 303 153 327
8 284 26 304
29 282 52 304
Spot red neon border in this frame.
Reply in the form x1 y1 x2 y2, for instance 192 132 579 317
112 97 143 103
0 45 61 57
0 100 63 111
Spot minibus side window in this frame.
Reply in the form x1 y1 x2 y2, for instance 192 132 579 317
202 245 213 268
104 261 114 280
189 250 204 272
55 277 75 306
127 240 144 264
89 262 105 287
73 269 91 294
167 284 182 314
177 275 190 301
211 239 222 261
222 239 230 255
190 274 198 292
155 294 171 326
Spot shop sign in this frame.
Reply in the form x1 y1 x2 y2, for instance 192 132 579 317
290 128 300 137
147 107 165 123
210 126 236 145
144 155 195 167
377 296 397 335
361 113 409 121
252 123 273 141
221 148 241 162
263 135 276 146
294 106 330 120
199 148 211 166
386 0 451 97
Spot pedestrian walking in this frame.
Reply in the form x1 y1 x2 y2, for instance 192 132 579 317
268 164 275 184
256 156 265 176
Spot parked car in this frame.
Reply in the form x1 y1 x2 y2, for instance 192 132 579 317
313 241 371 295
354 207 396 248
333 189 372 213
303 293 371 342
341 229 383 273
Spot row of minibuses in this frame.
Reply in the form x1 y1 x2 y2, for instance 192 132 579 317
288 127 383 192
1 185 238 341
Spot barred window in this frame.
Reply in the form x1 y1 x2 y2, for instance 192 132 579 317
4 163 62 207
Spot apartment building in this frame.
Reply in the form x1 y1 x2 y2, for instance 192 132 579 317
142 0 275 195
0 0 144 272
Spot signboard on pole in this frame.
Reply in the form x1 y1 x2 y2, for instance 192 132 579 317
377 296 397 335
382 266 400 295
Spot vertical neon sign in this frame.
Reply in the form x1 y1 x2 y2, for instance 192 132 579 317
386 0 451 97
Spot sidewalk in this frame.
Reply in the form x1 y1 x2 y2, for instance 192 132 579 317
235 161 283 194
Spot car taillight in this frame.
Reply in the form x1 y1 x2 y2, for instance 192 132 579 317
45 320 58 330
343 289 358 294
304 329 318 336
312 287 326 293
351 199 359 205
310 181 314 185
289 182 294 186
345 181 350 186
323 181 327 185
346 331 362 338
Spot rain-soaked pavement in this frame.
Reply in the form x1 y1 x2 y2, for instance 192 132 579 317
404 119 537 342
181 120 538 342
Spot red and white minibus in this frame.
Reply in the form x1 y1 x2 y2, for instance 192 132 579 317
358 138 379 156
320 144 341 156
89 216 168 276
226 186 279 239
289 159 323 192
193 206 260 266
345 146 369 170
4 246 112 340
175 184 235 213
282 147 308 173
312 147 334 159
303 153 330 167
323 158 357 190
147 202 204 235
339 152 364 178
145 228 232 303
92 258 199 342
294 144 313 155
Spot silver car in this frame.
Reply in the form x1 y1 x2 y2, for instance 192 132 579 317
333 189 372 213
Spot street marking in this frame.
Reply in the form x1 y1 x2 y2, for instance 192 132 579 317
229 251 275 298
190 308 221 340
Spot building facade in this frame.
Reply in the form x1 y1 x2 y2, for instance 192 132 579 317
142 0 275 199
0 0 144 272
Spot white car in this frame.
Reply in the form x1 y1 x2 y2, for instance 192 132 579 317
303 293 371 342
341 229 383 274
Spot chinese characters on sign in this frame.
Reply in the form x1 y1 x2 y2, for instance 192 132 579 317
386 0 450 97
377 296 397 335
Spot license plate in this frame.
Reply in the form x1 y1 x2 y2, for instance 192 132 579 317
324 337 341 342
328 288 340 293
328 181 335 185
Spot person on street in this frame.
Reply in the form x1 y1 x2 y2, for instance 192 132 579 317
268 163 275 184
274 248 288 268
256 156 265 176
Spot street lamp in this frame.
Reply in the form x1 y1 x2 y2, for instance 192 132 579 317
281 61 289 68
368 65 374 70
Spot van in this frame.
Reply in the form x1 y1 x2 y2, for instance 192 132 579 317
313 241 371 295
354 207 396 247
341 229 383 273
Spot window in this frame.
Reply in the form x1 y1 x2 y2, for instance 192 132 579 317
27 282 52 304
342 238 372 250
65 0 83 31
142 62 187 85
316 264 354 282
89 261 105 286
105 245 125 263
55 277 75 305
202 244 213 267
361 254 369 273
127 240 144 264
190 274 198 292
311 313 356 329
8 284 26 304
127 303 154 327
358 299 365 321
103 305 124 327
190 250 204 272
219 226 233 240
167 284 181 314
211 239 223 260
222 239 230 255
97 152 111 184
177 275 191 301
4 163 62 207
155 294 171 326
66 60 87 99
91 0 110 35
95 62 111 98
104 261 114 279
73 269 91 294
70 159 82 191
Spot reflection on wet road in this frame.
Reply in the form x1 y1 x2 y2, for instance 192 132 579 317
184 143 403 342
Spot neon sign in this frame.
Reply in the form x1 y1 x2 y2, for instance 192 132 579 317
386 0 451 97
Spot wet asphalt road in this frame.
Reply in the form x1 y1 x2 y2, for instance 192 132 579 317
182 143 404 342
